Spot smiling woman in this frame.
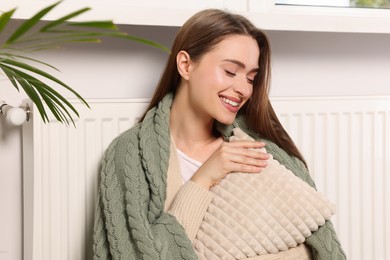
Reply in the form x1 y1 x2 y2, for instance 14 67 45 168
93 9 346 260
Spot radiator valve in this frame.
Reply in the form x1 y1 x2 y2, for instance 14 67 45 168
0 101 30 126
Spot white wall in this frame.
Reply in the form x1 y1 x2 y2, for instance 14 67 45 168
1 23 390 260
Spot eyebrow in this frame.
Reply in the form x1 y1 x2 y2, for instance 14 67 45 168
223 59 259 73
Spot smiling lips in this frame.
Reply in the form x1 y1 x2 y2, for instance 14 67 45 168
220 96 241 113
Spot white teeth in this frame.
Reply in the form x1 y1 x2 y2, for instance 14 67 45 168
221 97 239 107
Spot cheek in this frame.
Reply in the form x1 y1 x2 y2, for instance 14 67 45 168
211 68 226 84
199 69 227 90
247 86 254 99
214 72 226 84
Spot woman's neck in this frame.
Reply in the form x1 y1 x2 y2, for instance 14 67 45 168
170 92 222 162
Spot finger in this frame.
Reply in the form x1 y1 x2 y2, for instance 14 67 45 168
226 140 266 149
229 153 268 168
222 144 269 160
226 161 266 173
245 149 270 160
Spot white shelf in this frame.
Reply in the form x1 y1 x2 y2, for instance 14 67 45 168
0 0 245 26
1 0 390 33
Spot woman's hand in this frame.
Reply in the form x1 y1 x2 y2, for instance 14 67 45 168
190 140 269 190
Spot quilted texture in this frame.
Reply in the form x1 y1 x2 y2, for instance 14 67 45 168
194 128 336 259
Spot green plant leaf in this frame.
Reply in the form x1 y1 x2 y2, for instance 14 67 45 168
35 86 74 125
1 66 49 122
40 7 91 32
11 32 113 45
21 82 49 123
66 21 118 30
37 88 71 125
0 9 16 34
0 58 89 108
27 76 80 117
38 90 66 124
13 38 102 52
115 33 171 53
5 1 62 44
0 52 60 71
1 67 20 91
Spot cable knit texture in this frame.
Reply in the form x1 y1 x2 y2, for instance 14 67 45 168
93 93 346 260
93 93 197 260
194 128 336 259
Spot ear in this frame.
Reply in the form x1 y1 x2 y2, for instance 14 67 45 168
176 50 192 80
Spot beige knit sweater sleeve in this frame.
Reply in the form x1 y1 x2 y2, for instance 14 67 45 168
167 182 213 242
165 142 213 243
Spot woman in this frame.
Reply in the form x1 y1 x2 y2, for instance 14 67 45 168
93 9 346 260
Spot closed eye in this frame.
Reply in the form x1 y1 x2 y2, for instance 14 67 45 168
225 70 236 77
247 73 258 85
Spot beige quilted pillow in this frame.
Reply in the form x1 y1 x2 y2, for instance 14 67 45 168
194 128 335 259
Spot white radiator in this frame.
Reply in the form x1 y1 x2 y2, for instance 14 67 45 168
22 96 390 260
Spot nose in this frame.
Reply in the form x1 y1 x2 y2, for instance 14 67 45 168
233 76 252 99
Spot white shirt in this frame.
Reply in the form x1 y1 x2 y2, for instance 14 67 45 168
176 148 202 183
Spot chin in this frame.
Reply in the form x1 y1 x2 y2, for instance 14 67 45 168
216 116 236 125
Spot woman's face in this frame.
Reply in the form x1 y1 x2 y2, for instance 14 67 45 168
187 34 259 125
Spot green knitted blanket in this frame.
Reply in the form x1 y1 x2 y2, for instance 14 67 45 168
93 93 346 260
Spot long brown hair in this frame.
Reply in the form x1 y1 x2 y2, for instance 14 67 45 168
141 9 306 166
